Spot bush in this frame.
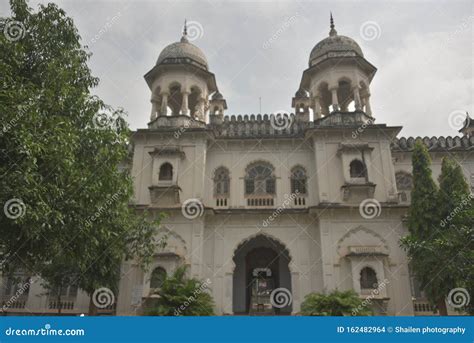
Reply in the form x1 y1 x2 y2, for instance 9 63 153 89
300 290 372 316
146 266 215 316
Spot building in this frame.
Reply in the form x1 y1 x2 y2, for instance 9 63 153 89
2 17 473 316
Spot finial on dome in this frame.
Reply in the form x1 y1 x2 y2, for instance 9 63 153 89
329 12 337 37
181 19 189 43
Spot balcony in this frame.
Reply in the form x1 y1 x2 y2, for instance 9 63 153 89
247 197 274 207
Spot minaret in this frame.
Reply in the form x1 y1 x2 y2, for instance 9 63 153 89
144 23 220 127
297 14 377 119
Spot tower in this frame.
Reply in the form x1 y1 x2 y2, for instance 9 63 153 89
295 14 377 119
144 21 225 125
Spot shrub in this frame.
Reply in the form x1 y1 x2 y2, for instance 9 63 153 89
146 266 215 316
300 290 372 316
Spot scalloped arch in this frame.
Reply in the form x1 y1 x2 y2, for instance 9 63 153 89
245 160 275 173
211 165 231 179
228 232 294 273
336 225 390 256
157 226 188 260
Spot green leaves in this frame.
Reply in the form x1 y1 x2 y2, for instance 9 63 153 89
146 266 215 316
401 141 473 314
0 0 162 311
300 290 372 316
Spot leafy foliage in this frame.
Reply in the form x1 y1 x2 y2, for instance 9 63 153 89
0 0 162 313
401 141 473 315
146 266 215 316
300 290 372 316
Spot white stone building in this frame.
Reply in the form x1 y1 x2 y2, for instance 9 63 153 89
2 18 473 316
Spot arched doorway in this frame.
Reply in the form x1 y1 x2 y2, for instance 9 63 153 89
232 234 292 315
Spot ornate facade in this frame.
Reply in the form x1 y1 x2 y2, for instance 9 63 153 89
2 18 473 316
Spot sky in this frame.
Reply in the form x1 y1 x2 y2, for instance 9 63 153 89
2 0 473 137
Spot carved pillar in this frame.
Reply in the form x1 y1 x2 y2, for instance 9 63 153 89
150 96 159 121
330 87 339 111
353 86 362 111
364 94 372 116
313 95 321 119
160 92 169 116
195 97 206 121
181 91 189 115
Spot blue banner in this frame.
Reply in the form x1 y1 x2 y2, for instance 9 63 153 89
0 316 472 342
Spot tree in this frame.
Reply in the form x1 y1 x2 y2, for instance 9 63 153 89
146 266 215 316
0 0 161 315
401 142 473 315
300 290 372 316
436 157 474 315
400 141 448 314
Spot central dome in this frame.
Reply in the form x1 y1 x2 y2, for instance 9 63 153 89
156 36 208 70
309 35 363 65
309 15 363 67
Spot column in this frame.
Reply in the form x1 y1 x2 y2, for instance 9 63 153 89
313 95 321 119
364 94 372 116
181 91 189 115
150 96 159 121
160 92 168 116
353 86 362 111
330 87 339 111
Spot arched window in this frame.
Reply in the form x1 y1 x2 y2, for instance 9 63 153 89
150 267 167 289
214 167 230 196
159 163 173 181
350 159 367 178
291 166 307 194
360 267 378 289
395 171 413 190
245 162 275 195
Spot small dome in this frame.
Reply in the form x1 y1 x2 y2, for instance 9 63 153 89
212 91 224 100
309 15 363 66
156 36 208 70
295 89 309 98
309 35 363 66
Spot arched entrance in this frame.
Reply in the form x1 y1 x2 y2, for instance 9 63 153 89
232 234 292 315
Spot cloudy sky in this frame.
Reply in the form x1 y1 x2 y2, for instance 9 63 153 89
2 0 473 137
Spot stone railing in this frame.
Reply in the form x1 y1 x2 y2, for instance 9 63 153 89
413 299 435 315
392 136 474 152
211 114 303 138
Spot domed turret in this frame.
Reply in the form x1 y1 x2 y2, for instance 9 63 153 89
144 21 220 125
156 35 209 70
297 14 377 119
